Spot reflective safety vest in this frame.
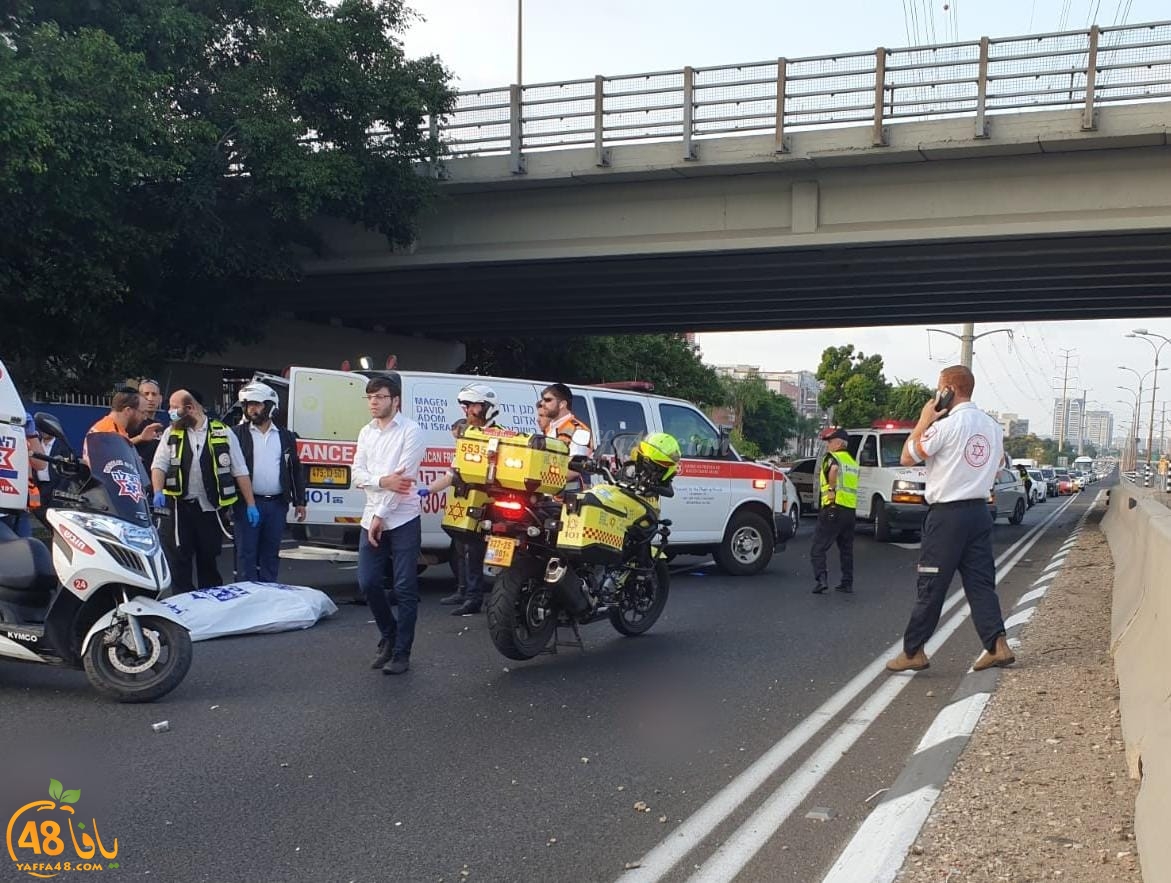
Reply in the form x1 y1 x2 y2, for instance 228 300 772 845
820 450 859 509
163 421 239 508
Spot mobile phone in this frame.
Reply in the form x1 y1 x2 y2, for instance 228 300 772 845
934 387 955 413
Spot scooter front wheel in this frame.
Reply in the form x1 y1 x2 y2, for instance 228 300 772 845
83 616 193 703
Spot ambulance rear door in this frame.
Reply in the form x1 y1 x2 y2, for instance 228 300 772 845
286 367 370 531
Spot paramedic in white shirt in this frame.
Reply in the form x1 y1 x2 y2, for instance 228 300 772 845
886 364 1016 675
351 373 425 676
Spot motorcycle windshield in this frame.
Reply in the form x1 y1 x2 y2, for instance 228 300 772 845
83 433 153 526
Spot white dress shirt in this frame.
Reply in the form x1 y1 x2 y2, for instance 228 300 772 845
351 413 425 531
916 402 1004 505
151 417 249 512
248 423 284 497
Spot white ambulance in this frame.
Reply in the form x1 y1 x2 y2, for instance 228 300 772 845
274 367 801 576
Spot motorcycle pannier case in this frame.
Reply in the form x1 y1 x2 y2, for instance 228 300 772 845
556 491 627 564
452 427 570 495
441 487 492 538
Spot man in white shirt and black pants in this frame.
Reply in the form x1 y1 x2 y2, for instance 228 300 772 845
231 381 307 583
886 365 1016 674
351 374 425 676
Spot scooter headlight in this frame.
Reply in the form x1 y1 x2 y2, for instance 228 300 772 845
60 512 158 553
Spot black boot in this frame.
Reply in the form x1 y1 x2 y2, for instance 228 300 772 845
812 582 829 594
451 600 482 616
440 591 466 605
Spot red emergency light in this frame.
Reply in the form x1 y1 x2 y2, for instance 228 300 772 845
872 419 916 430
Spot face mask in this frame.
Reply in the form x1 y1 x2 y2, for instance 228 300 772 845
168 408 182 423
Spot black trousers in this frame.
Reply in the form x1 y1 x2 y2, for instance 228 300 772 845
810 504 855 587
903 499 1006 655
165 499 227 592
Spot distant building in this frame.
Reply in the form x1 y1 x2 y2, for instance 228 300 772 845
996 411 1030 438
714 364 823 419
1084 411 1114 451
1052 397 1085 446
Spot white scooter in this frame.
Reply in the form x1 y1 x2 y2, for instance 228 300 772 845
0 414 192 702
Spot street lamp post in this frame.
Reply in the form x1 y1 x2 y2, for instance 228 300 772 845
1118 365 1165 464
1127 330 1171 465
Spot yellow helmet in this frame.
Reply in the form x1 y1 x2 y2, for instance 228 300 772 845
633 432 682 483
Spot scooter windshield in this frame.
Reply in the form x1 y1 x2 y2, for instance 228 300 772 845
82 433 153 526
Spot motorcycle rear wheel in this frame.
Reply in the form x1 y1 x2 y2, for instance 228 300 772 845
83 616 193 703
610 559 670 636
487 561 557 660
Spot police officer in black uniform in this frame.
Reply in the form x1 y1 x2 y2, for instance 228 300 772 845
887 365 1016 673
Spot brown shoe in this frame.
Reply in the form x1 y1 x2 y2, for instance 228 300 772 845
886 648 930 672
973 636 1015 671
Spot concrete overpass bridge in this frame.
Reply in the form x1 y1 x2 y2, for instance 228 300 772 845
284 20 1171 336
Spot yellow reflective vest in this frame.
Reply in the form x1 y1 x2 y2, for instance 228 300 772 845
820 450 859 509
162 421 239 508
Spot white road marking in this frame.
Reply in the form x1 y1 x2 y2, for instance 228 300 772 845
621 494 1077 883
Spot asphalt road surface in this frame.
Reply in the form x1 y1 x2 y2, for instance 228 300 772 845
1 490 1096 883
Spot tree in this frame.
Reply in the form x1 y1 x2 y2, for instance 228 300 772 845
816 345 888 428
461 334 725 407
1004 434 1059 464
741 388 800 456
887 379 935 421
0 1 454 392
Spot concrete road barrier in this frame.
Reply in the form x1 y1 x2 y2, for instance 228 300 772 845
1102 484 1171 883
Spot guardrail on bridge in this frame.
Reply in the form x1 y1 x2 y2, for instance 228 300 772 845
429 20 1171 174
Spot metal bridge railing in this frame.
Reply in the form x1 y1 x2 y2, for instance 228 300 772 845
426 20 1171 173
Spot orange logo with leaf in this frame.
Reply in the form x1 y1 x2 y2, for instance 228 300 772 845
6 779 120 878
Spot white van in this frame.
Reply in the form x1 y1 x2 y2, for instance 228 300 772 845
815 422 929 542
274 367 800 576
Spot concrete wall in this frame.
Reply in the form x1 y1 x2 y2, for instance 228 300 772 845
1101 484 1171 883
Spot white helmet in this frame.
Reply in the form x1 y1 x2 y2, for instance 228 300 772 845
238 381 279 412
457 382 499 425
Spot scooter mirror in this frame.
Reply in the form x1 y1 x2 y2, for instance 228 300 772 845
34 412 73 454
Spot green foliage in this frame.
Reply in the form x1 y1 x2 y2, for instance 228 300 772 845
0 1 454 392
460 334 726 406
729 428 761 461
887 379 935 421
740 385 800 456
816 345 889 428
1004 434 1060 464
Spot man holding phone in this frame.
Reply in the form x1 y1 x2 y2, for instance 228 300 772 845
886 364 1015 674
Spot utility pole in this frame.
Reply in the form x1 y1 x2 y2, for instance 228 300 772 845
1077 389 1089 456
925 323 1013 370
516 0 523 87
1056 348 1076 456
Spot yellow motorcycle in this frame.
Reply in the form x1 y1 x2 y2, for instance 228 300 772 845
443 429 681 661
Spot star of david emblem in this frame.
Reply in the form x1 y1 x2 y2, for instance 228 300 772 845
111 469 145 503
0 443 15 471
447 501 466 519
964 434 992 467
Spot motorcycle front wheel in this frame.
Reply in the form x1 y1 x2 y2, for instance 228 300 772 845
83 616 193 703
487 561 557 660
610 559 670 636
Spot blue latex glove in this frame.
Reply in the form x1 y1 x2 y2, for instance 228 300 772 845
416 487 431 497
246 504 261 527
152 490 167 509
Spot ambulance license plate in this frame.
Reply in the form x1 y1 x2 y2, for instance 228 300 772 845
308 465 349 487
485 536 516 568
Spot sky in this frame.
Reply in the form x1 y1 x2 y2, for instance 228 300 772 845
400 0 1171 436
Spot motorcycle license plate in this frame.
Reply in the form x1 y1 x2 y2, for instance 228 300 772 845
485 536 516 568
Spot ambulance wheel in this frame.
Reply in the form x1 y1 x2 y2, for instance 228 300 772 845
487 561 556 660
610 560 670 636
873 496 892 543
714 510 773 576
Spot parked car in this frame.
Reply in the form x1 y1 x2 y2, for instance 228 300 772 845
1039 467 1058 497
788 457 819 513
990 468 1028 524
1026 468 1047 504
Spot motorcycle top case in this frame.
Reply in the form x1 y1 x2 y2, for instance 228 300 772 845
555 484 644 565
441 486 491 538
452 426 570 495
